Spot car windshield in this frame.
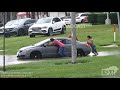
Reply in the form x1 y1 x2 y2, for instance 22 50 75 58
76 13 88 17
76 13 80 17
34 39 50 46
5 20 17 26
13 19 27 25
36 17 52 24
64 16 71 19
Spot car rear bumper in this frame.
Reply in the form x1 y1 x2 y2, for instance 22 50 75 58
29 31 48 35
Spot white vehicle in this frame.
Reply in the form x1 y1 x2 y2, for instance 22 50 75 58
62 16 71 25
76 13 90 23
28 17 66 37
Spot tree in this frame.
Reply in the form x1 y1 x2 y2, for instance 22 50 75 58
65 12 67 16
26 12 30 18
36 12 39 19
31 12 35 19
44 12 48 17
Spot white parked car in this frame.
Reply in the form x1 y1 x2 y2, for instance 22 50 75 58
28 17 66 37
76 13 89 23
62 16 71 25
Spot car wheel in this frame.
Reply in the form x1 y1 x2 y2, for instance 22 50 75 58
81 19 85 23
47 28 53 36
30 51 42 59
17 28 24 36
61 25 66 34
4 33 10 37
30 34 35 38
77 49 85 57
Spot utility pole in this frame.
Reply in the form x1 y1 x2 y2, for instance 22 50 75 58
117 12 120 40
71 12 77 64
3 12 6 71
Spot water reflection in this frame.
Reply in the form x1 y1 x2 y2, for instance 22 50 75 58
0 50 120 66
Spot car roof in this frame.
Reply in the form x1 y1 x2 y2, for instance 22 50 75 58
39 16 61 19
54 37 70 39
53 37 86 43
17 18 34 20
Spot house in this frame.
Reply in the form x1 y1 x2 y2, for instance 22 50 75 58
16 12 68 20
48 12 66 17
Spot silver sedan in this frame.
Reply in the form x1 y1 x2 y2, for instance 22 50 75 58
17 37 91 59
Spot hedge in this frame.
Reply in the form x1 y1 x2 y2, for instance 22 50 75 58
88 13 118 24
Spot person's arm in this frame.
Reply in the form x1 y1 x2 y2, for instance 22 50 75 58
87 40 91 45
76 37 78 41
48 40 57 46
48 42 54 46
68 35 71 38
87 39 93 45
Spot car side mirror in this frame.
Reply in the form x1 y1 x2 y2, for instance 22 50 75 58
24 23 26 25
52 21 55 24
24 22 29 25
43 43 48 47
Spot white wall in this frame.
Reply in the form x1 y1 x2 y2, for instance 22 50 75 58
48 12 65 17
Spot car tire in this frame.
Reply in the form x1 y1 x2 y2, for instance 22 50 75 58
81 19 85 23
17 28 24 36
61 25 66 34
4 33 10 37
30 51 42 59
77 49 85 57
47 28 53 36
30 34 35 38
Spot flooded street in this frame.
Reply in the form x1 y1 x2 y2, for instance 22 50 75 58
0 55 34 66
89 50 120 57
0 50 120 66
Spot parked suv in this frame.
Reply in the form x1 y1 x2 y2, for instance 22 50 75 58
28 17 66 37
76 13 90 23
0 18 36 37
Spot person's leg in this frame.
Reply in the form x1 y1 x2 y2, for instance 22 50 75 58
58 47 64 57
92 45 98 55
94 48 98 55
62 47 68 57
91 46 94 53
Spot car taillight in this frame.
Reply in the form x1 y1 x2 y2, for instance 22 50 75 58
76 17 79 19
84 43 90 47
84 16 88 22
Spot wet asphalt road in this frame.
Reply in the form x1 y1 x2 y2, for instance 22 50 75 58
0 50 120 66
0 55 33 66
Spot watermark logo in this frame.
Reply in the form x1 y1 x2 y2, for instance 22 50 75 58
0 71 33 78
101 66 119 76
66 24 92 29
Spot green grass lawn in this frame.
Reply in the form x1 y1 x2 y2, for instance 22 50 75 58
0 24 120 55
0 24 120 78
0 55 120 78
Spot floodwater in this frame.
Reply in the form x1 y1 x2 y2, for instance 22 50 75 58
102 44 119 48
0 55 34 66
89 50 120 57
0 50 120 66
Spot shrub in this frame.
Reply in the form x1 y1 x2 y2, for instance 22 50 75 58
97 14 106 24
109 13 118 24
88 14 98 25
88 13 118 24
